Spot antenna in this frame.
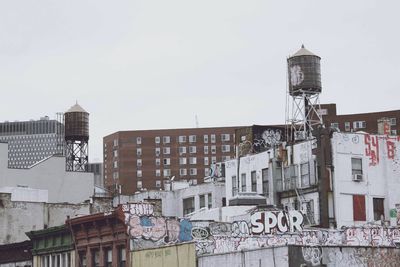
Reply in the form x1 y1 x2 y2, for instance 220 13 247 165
195 115 199 128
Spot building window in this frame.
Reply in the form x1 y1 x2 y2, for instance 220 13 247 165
113 172 119 179
204 146 209 154
351 158 363 175
155 147 161 157
190 168 197 175
391 129 397 135
345 122 351 131
155 136 160 144
199 195 205 208
118 247 126 267
178 136 187 143
137 159 142 167
137 148 142 157
262 168 269 197
221 134 230 142
189 157 197 164
183 197 195 215
136 137 142 145
163 169 171 177
390 118 397 126
211 145 216 154
156 169 161 176
113 139 118 147
189 135 196 143
204 157 209 165
208 193 212 208
156 180 162 188
92 249 100 267
163 158 171 166
179 168 187 176
155 158 160 166
79 251 87 267
113 150 118 158
251 171 257 192
203 135 209 143
211 156 217 164
241 173 246 192
222 156 231 162
137 170 142 177
221 145 230 153
210 134 216 143
137 181 142 189
179 146 187 154
353 121 366 129
189 146 197 154
163 147 171 155
204 168 210 176
300 162 310 187
373 198 385 221
104 249 112 267
353 195 366 221
163 136 170 144
330 122 339 129
179 157 187 165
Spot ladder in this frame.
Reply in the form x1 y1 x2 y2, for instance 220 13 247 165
295 188 314 225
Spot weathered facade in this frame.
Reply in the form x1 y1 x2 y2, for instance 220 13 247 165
67 210 129 267
0 241 32 267
26 225 74 267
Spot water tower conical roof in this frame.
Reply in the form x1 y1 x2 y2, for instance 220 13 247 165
66 102 88 113
292 44 319 57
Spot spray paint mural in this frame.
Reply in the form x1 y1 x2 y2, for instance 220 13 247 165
121 204 400 257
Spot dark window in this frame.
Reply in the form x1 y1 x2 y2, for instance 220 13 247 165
118 247 126 267
251 171 257 192
262 168 269 197
79 251 87 267
241 173 246 192
183 197 195 215
373 198 385 221
222 197 226 207
208 193 212 209
232 175 237 196
353 195 366 221
199 195 205 208
92 249 100 267
351 158 363 175
104 248 112 267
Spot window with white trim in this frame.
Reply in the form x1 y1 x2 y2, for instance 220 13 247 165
156 180 161 188
204 168 210 176
163 136 170 144
204 157 209 165
204 146 209 154
222 156 231 162
163 169 171 177
113 161 118 168
345 122 351 131
136 137 142 145
203 135 209 143
352 158 363 175
189 135 196 143
137 148 142 157
137 159 142 167
189 146 197 153
390 118 397 126
179 146 187 154
137 181 142 189
113 150 118 157
155 148 161 157
190 168 197 175
330 122 339 129
178 136 187 143
156 169 161 176
155 136 160 144
179 157 187 165
221 134 230 141
221 145 230 153
155 158 160 166
211 145 216 154
211 156 217 164
189 157 197 164
137 170 142 177
163 147 171 155
353 121 366 129
210 134 216 143
163 158 170 165
179 168 187 176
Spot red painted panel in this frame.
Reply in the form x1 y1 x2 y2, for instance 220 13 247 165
353 195 366 221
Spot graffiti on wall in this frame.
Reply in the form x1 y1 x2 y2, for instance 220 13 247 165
364 134 400 166
250 210 304 234
121 204 400 257
239 128 283 155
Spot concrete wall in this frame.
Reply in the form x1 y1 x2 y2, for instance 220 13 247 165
0 261 32 267
0 193 106 244
198 246 289 267
331 132 400 227
0 143 94 204
289 245 400 267
118 182 225 218
130 243 196 267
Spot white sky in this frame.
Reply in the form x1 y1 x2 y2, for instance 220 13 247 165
0 0 399 161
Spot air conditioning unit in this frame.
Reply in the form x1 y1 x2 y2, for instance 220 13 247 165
353 174 363 182
294 131 306 141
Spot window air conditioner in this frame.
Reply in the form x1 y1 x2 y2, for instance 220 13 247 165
353 174 363 182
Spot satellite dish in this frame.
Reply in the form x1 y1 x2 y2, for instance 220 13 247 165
170 176 175 181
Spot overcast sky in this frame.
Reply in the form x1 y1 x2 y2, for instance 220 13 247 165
0 0 399 161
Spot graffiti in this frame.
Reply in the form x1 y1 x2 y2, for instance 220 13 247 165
122 203 154 216
251 211 303 234
239 129 282 155
191 227 209 240
231 221 250 237
351 134 359 144
365 134 380 166
209 222 231 235
179 219 193 242
302 246 322 266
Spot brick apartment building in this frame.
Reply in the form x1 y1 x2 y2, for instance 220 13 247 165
103 127 238 195
319 104 400 135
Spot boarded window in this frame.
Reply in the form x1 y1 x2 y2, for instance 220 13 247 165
353 195 366 221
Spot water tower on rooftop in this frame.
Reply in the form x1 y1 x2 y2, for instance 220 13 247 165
286 45 324 141
64 102 89 172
